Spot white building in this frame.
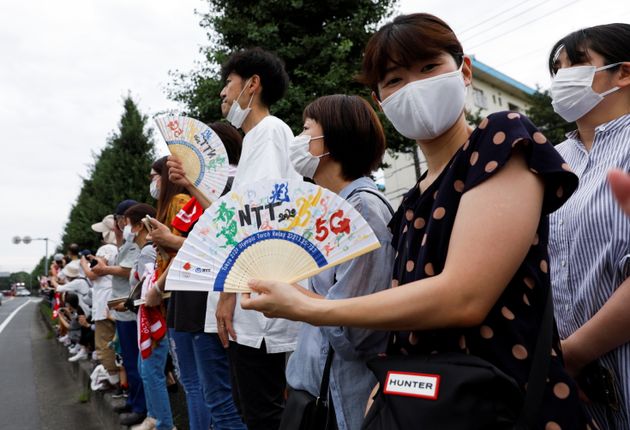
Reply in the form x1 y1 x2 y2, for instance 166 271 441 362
380 57 536 206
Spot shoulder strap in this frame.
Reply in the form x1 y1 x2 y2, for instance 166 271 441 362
347 187 395 216
516 286 554 428
317 345 335 405
76 276 93 288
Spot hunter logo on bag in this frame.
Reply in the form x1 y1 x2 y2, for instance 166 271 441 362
384 371 440 400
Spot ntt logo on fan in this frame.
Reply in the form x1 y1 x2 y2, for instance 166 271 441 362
182 262 212 276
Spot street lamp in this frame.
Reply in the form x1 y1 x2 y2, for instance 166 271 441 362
13 236 50 279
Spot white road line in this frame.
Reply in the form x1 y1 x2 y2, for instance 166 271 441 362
0 299 37 335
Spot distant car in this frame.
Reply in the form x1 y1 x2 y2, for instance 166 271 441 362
15 287 31 297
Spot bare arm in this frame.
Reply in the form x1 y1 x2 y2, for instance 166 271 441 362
80 257 98 281
92 263 131 278
243 151 543 330
562 276 630 376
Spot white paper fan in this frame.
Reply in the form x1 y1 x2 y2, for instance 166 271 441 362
165 179 381 293
154 113 229 202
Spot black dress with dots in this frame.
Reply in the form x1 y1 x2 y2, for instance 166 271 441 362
388 112 591 429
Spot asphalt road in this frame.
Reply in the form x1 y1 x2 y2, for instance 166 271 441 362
0 296 104 430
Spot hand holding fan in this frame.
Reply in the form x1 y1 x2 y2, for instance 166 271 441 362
154 113 229 202
166 179 381 293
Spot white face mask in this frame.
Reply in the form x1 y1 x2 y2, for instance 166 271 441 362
226 78 254 129
380 66 467 141
122 225 136 243
289 134 327 179
550 63 622 122
149 179 160 199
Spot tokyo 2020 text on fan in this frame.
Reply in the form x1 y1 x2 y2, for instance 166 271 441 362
154 113 229 202
165 179 381 293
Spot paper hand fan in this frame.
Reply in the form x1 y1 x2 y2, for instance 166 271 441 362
154 113 229 202
165 179 382 293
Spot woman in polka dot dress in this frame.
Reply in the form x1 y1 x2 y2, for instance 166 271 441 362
242 13 594 429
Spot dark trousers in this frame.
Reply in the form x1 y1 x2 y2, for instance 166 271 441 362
79 326 94 350
228 340 287 430
116 320 147 415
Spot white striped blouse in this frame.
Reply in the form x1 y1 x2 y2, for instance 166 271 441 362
549 113 630 429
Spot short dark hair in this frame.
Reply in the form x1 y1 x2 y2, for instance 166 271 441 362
65 292 79 310
124 203 157 226
358 13 464 97
303 95 386 181
221 48 290 107
152 156 189 224
67 243 80 257
208 122 242 165
548 23 630 76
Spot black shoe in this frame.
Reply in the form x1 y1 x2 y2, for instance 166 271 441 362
119 412 146 426
113 403 132 414
167 383 179 394
111 386 129 399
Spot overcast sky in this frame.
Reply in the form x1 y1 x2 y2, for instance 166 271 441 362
1 0 628 274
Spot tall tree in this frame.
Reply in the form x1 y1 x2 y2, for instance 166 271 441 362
526 89 575 145
168 1 415 152
30 255 51 281
59 96 156 253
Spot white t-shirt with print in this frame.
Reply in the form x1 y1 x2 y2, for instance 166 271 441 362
204 115 302 353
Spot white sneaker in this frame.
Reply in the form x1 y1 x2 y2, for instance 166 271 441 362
130 417 157 430
68 344 80 354
57 334 69 343
90 364 109 391
91 351 99 361
68 348 88 362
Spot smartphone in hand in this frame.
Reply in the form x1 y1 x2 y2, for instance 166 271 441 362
142 215 155 232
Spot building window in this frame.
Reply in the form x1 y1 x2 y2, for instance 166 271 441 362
498 96 503 106
492 94 497 104
508 102 520 112
473 88 488 109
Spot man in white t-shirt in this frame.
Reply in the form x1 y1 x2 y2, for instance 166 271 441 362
206 47 301 430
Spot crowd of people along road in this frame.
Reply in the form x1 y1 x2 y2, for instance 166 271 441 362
40 12 630 430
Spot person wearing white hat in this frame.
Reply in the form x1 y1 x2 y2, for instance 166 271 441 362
81 219 120 388
91 214 118 246
53 260 92 316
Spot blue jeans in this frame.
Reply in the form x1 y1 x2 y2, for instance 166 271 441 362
169 329 246 430
116 320 146 414
138 336 173 430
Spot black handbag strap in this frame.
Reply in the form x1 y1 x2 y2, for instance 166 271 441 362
347 187 395 216
516 286 554 428
317 345 335 405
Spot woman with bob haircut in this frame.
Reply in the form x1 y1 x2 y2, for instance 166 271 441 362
546 23 630 428
243 13 592 428
283 94 395 430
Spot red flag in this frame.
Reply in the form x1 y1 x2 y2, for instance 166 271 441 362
171 197 203 233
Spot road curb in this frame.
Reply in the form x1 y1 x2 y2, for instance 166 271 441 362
39 303 131 430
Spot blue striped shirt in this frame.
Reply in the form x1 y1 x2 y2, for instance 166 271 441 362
549 113 630 429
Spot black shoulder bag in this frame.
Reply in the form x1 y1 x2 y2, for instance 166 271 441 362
362 287 554 430
280 346 336 430
281 187 394 430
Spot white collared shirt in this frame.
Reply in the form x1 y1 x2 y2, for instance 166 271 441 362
204 115 302 353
